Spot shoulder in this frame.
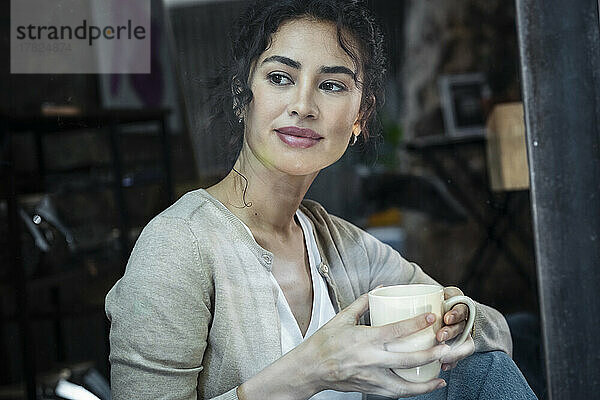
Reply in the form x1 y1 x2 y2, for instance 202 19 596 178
127 189 237 279
143 188 238 242
132 190 207 256
108 191 217 308
299 198 406 266
154 188 212 222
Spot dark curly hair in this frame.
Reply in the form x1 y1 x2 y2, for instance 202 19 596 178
209 0 387 163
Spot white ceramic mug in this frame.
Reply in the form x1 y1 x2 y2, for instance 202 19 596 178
368 284 476 383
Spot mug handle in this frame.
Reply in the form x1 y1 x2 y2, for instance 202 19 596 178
442 296 476 347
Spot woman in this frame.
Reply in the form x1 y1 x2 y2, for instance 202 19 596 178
105 1 537 399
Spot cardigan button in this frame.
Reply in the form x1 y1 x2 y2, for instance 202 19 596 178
319 263 329 274
262 254 273 264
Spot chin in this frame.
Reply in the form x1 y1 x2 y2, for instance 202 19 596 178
276 160 322 176
276 152 344 176
248 139 345 176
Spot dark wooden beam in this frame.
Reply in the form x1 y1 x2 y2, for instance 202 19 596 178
516 0 600 398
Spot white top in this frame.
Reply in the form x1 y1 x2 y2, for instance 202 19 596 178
241 210 361 400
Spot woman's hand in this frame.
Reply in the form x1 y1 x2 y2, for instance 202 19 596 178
437 286 475 371
238 293 450 400
296 293 450 398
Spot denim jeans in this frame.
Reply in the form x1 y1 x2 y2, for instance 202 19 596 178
367 351 538 400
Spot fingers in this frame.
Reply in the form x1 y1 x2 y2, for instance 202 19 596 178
365 368 446 399
437 320 466 342
444 304 469 325
389 373 447 398
378 344 451 369
375 313 436 342
440 301 469 342
443 286 464 300
440 336 475 365
337 293 370 324
441 361 458 372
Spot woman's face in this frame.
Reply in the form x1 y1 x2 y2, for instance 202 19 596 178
242 18 364 176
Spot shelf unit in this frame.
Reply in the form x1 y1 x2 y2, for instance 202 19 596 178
0 108 174 400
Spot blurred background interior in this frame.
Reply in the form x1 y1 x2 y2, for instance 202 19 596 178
0 0 580 398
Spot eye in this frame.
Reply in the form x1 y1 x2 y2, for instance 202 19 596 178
320 81 347 93
268 72 293 86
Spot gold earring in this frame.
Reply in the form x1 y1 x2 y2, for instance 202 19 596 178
349 134 357 146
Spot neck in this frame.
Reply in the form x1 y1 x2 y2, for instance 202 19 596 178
206 146 319 237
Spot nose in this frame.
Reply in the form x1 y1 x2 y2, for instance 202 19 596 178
287 81 319 120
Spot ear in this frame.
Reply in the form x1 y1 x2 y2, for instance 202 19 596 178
353 94 376 136
352 119 362 137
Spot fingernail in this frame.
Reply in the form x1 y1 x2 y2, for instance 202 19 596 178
426 313 435 323
437 381 447 389
442 330 448 340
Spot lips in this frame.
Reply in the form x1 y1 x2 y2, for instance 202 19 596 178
276 126 322 139
275 126 323 149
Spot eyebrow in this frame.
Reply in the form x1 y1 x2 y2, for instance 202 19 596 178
261 55 300 69
319 65 356 79
261 55 356 79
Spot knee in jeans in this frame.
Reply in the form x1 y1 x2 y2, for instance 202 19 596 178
452 350 517 381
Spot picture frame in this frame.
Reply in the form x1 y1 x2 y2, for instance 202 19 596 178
438 73 490 137
96 0 185 135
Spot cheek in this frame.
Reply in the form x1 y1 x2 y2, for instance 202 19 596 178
248 86 285 125
330 101 360 136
